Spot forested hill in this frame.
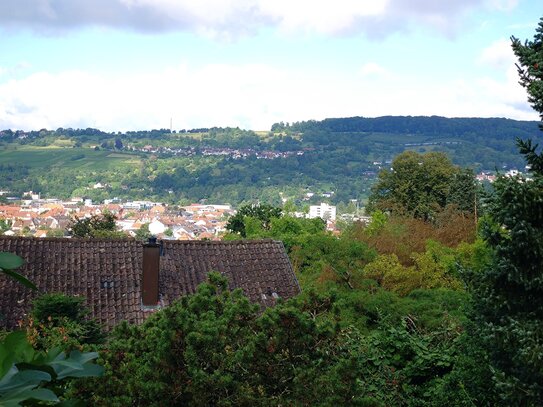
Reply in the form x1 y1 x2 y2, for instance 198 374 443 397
271 115 543 172
1 115 542 205
273 115 540 139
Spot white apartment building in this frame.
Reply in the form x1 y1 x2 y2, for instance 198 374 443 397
309 203 336 221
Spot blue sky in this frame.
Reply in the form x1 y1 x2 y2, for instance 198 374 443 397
0 0 541 131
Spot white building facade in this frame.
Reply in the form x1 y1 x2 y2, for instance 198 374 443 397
309 203 336 221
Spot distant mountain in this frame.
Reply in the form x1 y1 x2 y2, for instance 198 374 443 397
274 115 540 139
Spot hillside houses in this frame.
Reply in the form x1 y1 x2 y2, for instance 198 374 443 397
126 144 304 160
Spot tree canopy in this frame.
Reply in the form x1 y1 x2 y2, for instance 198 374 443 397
225 204 282 237
367 151 475 220
68 212 125 239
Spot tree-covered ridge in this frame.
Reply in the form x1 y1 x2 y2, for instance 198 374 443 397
274 115 543 170
273 115 540 138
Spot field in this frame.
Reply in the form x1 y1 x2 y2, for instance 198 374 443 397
0 145 142 171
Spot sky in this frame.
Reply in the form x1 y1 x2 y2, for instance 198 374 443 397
0 0 541 132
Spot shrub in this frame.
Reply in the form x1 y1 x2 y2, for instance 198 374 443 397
28 293 105 351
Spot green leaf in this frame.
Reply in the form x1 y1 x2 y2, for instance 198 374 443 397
57 362 104 379
0 365 18 389
68 350 100 365
0 368 51 392
0 353 12 382
51 359 83 370
52 350 103 380
0 387 59 406
0 252 23 270
45 347 64 362
0 331 35 366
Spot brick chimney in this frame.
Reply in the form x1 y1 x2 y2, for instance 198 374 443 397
142 237 160 306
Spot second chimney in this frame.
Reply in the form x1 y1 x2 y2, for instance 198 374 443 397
142 237 160 306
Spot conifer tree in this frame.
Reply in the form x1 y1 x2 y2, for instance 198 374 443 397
511 17 543 124
466 19 543 404
470 151 543 403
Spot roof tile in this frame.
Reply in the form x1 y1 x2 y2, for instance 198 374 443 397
0 236 299 330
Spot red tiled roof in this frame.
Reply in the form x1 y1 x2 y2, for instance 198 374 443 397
0 206 24 218
0 236 299 331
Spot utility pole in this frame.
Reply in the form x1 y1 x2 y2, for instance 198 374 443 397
474 187 478 233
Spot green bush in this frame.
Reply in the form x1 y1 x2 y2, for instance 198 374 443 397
32 293 86 324
29 293 105 351
75 273 471 406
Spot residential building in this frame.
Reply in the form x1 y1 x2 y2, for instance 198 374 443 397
309 203 337 221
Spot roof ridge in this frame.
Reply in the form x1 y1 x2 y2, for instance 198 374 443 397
0 236 136 243
0 236 281 245
162 238 280 245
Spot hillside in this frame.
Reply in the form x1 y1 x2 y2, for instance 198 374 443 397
1 115 541 206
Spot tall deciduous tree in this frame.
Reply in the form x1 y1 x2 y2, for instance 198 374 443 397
367 151 474 220
114 138 123 150
446 168 477 213
226 204 282 237
68 212 124 238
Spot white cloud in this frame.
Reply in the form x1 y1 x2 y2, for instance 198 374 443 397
359 62 390 78
478 39 516 69
0 61 32 79
471 39 536 118
0 64 293 131
0 61 537 132
476 65 531 114
486 0 519 11
256 0 388 35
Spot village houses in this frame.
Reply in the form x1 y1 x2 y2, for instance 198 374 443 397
0 194 235 240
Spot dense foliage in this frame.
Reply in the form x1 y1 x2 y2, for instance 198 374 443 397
28 293 105 351
225 204 282 237
467 22 543 403
466 145 543 404
367 151 477 220
68 213 126 239
79 273 466 407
